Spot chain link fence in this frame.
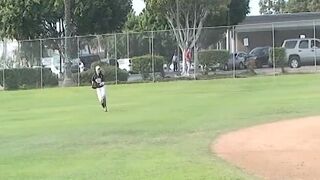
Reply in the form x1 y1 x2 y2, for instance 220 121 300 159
1 20 320 90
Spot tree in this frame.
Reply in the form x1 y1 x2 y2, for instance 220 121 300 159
0 0 132 40
74 0 132 35
124 11 142 31
0 0 64 40
203 0 249 26
228 0 250 25
286 0 320 13
199 0 250 49
0 0 132 84
264 0 320 13
123 9 176 64
145 0 249 75
0 0 64 70
259 0 286 14
63 0 73 86
308 0 320 12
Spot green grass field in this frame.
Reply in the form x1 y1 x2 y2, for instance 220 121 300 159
1 74 320 180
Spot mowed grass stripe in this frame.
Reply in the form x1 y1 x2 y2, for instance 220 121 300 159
1 74 320 179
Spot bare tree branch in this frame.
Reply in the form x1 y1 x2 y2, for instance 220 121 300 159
190 10 209 48
166 15 183 49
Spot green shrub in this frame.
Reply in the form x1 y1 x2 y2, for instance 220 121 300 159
199 50 229 74
79 64 129 85
271 47 286 73
131 55 165 79
245 59 257 75
0 68 58 90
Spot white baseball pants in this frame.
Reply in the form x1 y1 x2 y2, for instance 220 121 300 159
96 86 106 103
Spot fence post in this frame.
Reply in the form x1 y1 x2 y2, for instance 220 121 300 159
193 27 197 80
127 31 130 59
40 39 43 89
272 23 276 76
114 34 118 85
2 41 5 89
152 31 155 83
77 36 80 86
313 20 317 71
232 26 236 79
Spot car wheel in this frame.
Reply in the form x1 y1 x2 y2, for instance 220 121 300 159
239 62 245 70
289 56 300 68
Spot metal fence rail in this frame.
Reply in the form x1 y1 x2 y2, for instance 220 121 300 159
1 19 320 90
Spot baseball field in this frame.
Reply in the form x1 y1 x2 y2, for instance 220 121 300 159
1 74 320 179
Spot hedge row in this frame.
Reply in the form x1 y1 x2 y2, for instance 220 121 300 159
78 62 129 85
0 68 58 90
131 55 165 79
198 50 229 74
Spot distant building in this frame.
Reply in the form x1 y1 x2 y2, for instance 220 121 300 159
235 12 320 52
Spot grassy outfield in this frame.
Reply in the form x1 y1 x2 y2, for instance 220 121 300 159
1 74 320 180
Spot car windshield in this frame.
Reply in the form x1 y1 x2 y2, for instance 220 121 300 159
250 48 263 55
284 41 297 49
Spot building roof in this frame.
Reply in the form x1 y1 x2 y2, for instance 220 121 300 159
240 12 320 25
236 12 320 33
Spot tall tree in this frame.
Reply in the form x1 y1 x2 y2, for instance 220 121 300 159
145 0 249 75
259 0 287 14
63 0 73 86
228 0 250 25
0 0 132 39
0 0 132 81
0 0 65 69
124 9 176 63
74 0 132 35
201 0 250 49
259 0 320 14
145 0 228 75
286 0 320 13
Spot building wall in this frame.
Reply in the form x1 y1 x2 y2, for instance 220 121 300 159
236 28 316 52
237 31 272 53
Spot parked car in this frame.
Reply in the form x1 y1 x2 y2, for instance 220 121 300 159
80 54 100 70
223 52 247 71
41 54 63 77
117 58 132 72
104 58 118 67
282 38 320 68
71 54 101 73
70 58 86 73
245 47 271 68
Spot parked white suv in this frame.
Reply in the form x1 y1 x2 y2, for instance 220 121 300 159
282 38 320 68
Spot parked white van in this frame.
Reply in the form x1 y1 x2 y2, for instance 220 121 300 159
41 55 62 76
117 58 132 72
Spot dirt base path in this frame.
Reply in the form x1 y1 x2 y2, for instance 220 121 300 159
213 116 320 180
